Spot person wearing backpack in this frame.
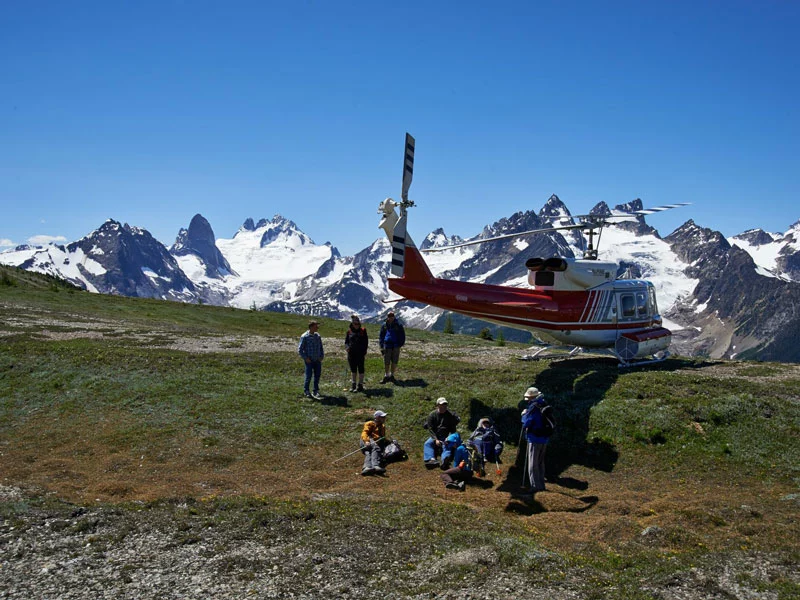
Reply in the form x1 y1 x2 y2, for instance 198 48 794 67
521 386 555 492
469 417 504 463
360 410 388 476
439 432 473 491
378 312 405 383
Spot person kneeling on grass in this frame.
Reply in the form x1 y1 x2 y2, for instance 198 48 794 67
360 410 388 476
439 433 472 491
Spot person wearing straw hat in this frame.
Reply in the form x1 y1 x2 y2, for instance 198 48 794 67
521 386 555 492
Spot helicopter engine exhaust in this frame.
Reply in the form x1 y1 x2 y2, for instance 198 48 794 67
525 257 568 272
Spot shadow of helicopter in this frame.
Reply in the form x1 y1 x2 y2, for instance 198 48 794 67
471 356 720 508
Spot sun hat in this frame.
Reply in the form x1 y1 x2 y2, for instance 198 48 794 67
524 386 541 398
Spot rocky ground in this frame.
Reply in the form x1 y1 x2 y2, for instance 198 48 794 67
2 484 796 600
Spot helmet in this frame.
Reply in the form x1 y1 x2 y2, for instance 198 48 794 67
445 433 461 446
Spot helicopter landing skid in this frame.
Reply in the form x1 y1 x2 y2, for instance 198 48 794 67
520 345 670 368
519 345 600 361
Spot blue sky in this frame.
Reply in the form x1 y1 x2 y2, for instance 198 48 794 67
2 1 798 256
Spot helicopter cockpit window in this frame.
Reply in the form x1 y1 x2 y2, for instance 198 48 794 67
620 294 636 318
648 286 659 315
636 292 648 316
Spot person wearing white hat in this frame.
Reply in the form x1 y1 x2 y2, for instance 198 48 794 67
422 398 461 468
521 386 555 492
360 410 388 476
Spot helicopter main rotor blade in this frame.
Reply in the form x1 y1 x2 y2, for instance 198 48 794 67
422 223 583 253
401 133 415 203
568 202 691 222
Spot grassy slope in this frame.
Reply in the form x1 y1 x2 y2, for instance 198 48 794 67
1 264 798 598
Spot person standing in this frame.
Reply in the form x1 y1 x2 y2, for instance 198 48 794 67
379 311 405 383
360 410 388 476
345 314 368 392
298 320 324 399
439 433 473 491
422 397 461 467
521 386 555 492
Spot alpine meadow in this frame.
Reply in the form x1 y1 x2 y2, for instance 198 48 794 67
1 264 798 599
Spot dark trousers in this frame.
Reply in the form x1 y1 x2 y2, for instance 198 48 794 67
347 353 365 374
440 467 473 485
303 360 321 394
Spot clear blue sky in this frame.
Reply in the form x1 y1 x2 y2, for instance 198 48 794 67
2 1 798 255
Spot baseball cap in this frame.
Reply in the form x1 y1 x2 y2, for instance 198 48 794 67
436 397 448 405
374 410 387 418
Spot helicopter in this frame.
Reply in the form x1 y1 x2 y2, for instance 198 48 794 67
378 133 689 367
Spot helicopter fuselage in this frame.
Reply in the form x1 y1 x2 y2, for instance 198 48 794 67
388 263 663 347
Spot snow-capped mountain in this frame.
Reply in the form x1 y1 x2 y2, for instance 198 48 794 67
0 219 197 301
3 200 800 362
666 220 800 361
727 220 800 282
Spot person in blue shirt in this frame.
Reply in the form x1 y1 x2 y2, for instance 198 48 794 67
521 386 554 492
378 312 405 383
439 432 473 491
298 321 324 399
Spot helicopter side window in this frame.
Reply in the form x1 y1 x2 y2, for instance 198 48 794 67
636 291 648 317
534 271 555 287
620 294 636 318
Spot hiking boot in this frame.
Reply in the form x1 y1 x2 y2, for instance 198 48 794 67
380 375 390 384
361 467 375 476
357 383 365 392
388 375 396 383
373 466 386 475
457 481 466 491
424 458 440 468
349 383 357 392
445 481 460 489
311 392 323 400
303 391 312 398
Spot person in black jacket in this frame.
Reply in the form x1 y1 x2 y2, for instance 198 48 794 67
378 312 405 383
344 314 368 392
422 397 461 468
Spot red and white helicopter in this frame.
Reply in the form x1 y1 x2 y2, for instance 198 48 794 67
378 133 689 366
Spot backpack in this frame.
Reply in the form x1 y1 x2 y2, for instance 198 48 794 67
528 403 556 438
381 439 408 464
465 441 486 478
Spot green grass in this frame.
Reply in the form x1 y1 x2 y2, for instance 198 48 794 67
1 267 799 598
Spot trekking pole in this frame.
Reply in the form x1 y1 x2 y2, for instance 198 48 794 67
521 444 529 487
332 437 385 464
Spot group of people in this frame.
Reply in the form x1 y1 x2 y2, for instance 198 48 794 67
303 313 555 494
354 388 555 492
414 387 554 492
297 312 406 398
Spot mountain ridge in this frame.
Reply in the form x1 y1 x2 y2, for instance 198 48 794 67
3 201 800 362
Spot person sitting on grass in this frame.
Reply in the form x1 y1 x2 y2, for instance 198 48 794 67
439 433 472 491
360 410 388 476
422 397 460 468
468 417 504 463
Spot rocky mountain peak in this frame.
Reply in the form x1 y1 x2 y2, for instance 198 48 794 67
170 214 234 279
